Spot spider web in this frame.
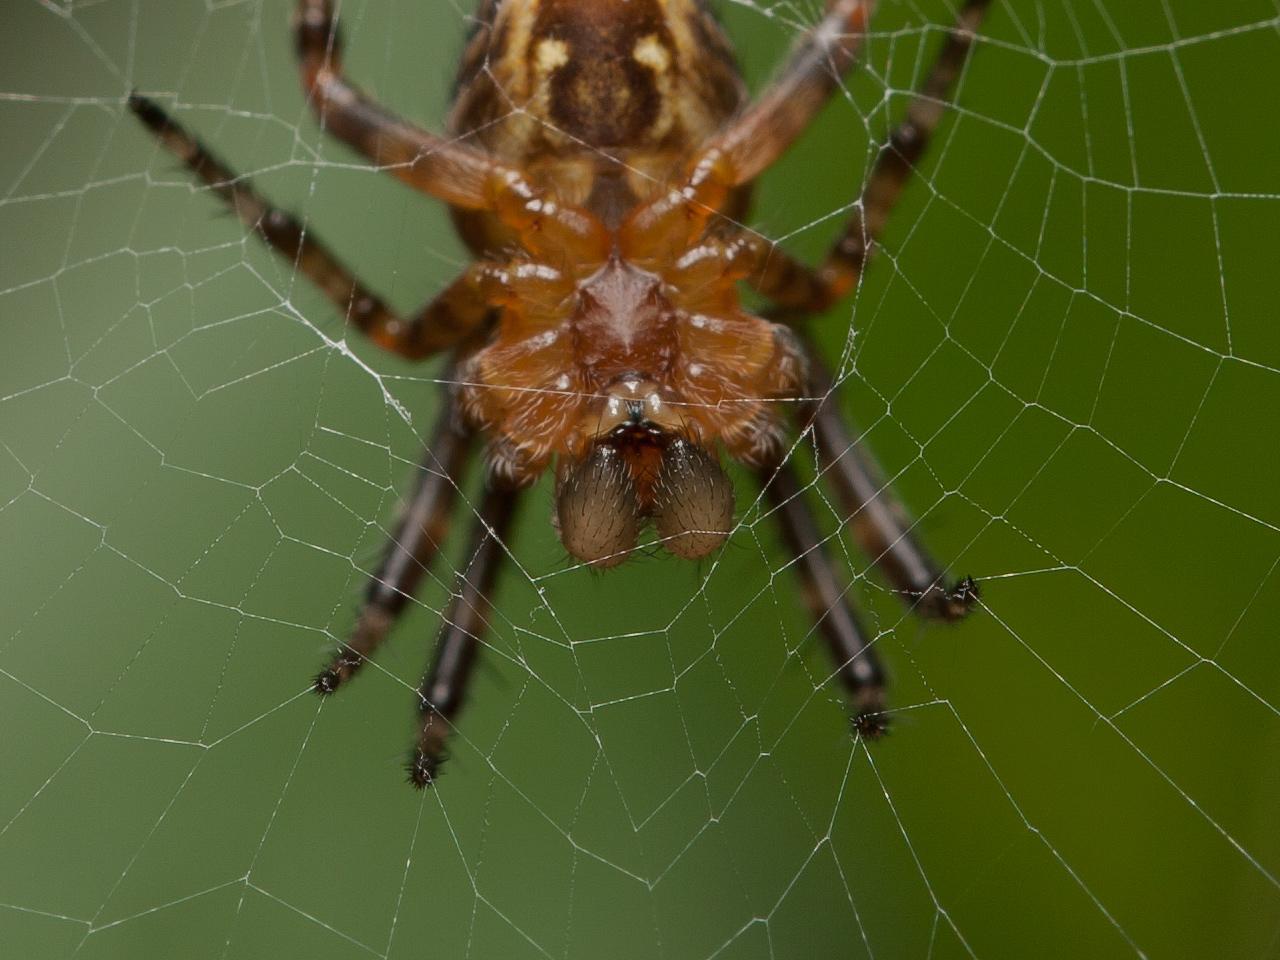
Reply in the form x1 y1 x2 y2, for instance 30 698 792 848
3 0 1279 957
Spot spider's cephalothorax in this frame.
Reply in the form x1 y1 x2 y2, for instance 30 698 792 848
461 237 808 564
456 223 809 562
132 0 989 787
449 0 806 564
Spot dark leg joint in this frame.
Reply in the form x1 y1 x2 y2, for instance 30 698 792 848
294 0 339 59
256 208 304 256
888 119 924 162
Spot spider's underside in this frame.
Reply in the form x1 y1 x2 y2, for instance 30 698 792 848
131 0 987 787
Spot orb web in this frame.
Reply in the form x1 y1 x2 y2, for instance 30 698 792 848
2 2 1279 958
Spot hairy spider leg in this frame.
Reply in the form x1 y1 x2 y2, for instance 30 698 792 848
627 0 990 304
758 460 888 735
714 0 875 186
315 390 473 695
818 0 993 301
618 0 873 260
805 355 979 621
295 0 611 266
622 0 988 710
703 0 992 619
738 0 994 309
293 0 498 209
127 95 523 749
679 244 977 620
127 95 491 359
409 487 522 788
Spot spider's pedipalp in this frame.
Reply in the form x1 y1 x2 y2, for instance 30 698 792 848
556 444 642 568
653 438 735 560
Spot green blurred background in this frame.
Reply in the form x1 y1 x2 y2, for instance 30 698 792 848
2 1 1279 957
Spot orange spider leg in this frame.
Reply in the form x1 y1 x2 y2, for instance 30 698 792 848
295 0 609 264
715 0 875 187
708 0 992 620
817 0 993 301
483 170 610 267
129 94 490 360
620 0 873 259
295 0 496 209
729 0 994 312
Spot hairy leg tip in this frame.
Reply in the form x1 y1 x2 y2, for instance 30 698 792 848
922 574 980 622
126 93 166 128
946 575 980 617
313 669 341 695
406 751 444 789
852 709 891 741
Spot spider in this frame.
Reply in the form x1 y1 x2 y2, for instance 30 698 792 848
131 0 986 788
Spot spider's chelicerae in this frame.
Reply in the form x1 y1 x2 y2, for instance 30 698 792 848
132 0 986 787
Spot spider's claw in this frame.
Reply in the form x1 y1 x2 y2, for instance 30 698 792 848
313 669 341 695
920 574 980 622
407 749 445 789
851 709 890 741
313 649 369 695
944 575 981 620
126 91 169 132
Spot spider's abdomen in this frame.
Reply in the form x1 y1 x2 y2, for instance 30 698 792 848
448 0 748 238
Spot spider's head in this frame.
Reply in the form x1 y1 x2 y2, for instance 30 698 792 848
460 252 807 568
553 376 735 568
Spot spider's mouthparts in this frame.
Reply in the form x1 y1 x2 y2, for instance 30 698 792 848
555 434 736 567
592 377 682 439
